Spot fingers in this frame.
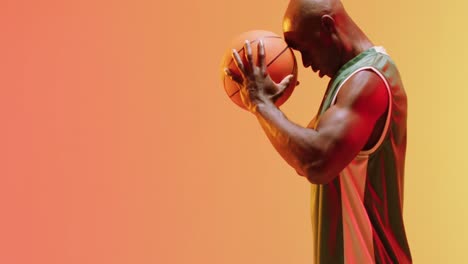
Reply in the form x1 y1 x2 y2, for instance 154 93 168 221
244 40 254 71
257 40 267 76
230 39 270 85
233 39 267 78
231 49 246 77
224 68 243 84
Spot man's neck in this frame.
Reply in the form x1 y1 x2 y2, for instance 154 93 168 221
338 20 374 66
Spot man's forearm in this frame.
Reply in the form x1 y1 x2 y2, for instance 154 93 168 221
253 102 323 176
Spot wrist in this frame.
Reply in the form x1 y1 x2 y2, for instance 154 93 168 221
252 100 277 115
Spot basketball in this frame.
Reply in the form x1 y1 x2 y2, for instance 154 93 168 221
220 30 298 110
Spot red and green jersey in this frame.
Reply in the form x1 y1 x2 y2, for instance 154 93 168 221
310 46 412 263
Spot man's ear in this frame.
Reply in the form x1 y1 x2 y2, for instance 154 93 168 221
321 15 336 33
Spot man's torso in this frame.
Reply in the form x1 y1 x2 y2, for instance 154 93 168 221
310 47 412 264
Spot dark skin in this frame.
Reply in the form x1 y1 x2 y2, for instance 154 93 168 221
225 0 388 184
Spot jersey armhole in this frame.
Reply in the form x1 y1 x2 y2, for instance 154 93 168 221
330 67 392 157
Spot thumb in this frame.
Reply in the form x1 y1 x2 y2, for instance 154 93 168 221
276 74 295 93
272 74 295 101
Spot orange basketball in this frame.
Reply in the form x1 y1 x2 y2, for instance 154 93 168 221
220 30 298 110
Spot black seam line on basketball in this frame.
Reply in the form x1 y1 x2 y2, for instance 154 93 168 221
228 45 290 98
267 45 289 68
229 85 241 97
292 49 298 75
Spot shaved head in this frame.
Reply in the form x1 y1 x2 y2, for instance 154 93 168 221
282 0 372 78
283 0 344 34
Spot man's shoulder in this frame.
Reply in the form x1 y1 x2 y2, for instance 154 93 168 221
335 70 389 118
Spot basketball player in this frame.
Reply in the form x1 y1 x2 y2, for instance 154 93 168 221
224 0 412 262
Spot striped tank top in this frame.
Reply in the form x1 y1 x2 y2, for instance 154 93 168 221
310 46 412 263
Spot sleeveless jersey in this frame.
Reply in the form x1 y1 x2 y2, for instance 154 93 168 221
310 47 412 263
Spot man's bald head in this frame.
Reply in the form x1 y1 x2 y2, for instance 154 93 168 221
283 0 344 34
282 0 371 78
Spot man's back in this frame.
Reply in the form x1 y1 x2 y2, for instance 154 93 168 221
310 47 412 263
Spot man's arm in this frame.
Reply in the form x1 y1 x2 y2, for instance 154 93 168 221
253 70 389 184
225 41 389 184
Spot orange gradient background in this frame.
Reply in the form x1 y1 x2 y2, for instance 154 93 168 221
0 0 466 263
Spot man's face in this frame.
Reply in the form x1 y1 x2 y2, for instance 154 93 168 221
283 20 341 78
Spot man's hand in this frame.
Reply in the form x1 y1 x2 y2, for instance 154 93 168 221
224 40 295 113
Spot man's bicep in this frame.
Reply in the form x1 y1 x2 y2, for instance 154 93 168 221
314 104 376 172
303 105 373 184
308 72 389 182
